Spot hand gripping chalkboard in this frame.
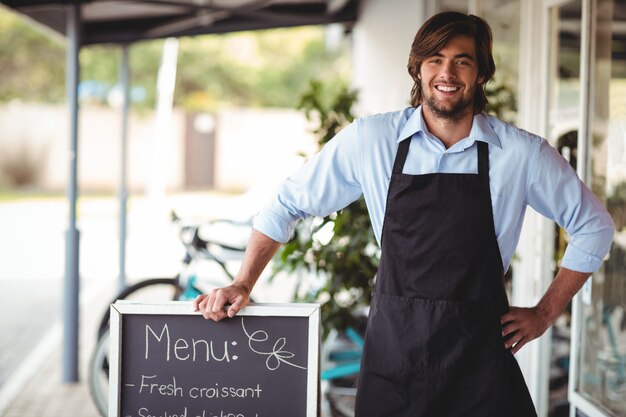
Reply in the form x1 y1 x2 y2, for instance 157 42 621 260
109 301 320 417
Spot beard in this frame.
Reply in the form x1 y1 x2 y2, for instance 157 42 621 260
422 84 475 122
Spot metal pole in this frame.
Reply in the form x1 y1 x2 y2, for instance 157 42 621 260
119 44 130 291
63 2 81 383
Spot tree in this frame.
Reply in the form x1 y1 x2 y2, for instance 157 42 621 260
0 10 65 102
0 7 351 111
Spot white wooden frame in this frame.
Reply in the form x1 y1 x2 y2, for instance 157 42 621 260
108 301 320 417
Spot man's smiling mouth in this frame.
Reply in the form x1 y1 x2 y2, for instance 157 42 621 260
435 85 460 92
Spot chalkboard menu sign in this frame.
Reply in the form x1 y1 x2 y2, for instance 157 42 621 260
109 301 320 417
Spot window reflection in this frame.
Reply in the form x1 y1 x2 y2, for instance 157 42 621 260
578 1 626 415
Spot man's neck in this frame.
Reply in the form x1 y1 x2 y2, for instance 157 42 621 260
422 106 474 149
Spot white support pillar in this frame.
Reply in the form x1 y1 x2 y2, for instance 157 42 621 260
351 0 427 115
514 1 555 415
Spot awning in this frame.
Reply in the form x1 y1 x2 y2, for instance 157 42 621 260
1 0 359 45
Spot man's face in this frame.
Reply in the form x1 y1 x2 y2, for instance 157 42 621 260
419 35 483 121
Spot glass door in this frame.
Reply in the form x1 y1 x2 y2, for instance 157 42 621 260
570 0 626 416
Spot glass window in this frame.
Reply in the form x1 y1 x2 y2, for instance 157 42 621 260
476 0 520 123
576 1 626 416
547 1 582 154
546 2 583 416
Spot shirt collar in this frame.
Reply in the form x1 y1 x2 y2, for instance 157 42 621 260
397 106 502 149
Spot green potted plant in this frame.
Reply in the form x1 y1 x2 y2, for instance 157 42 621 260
272 80 375 339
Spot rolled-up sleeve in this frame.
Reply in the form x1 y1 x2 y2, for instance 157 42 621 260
253 120 364 243
526 139 615 273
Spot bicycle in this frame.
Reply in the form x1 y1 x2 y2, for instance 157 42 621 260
88 211 250 416
321 317 366 417
88 211 366 417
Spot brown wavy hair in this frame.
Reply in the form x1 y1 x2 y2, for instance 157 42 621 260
408 12 495 114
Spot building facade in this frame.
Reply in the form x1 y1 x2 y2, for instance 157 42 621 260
352 1 626 416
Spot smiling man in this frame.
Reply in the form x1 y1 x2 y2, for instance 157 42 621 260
193 12 614 416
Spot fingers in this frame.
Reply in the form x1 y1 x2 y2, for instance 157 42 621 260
192 294 208 312
500 313 513 324
193 286 249 321
503 329 524 350
201 289 227 321
510 337 527 355
500 306 521 325
500 308 521 350
500 306 545 354
501 307 524 352
228 298 244 318
501 322 518 338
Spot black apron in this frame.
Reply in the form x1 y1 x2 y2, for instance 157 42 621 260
354 139 537 416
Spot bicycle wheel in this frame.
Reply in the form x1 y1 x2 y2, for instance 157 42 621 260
88 327 110 417
90 277 182 417
321 321 366 417
326 384 357 417
96 277 181 339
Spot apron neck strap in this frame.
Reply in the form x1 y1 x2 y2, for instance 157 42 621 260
392 137 490 176
392 137 411 175
477 141 489 176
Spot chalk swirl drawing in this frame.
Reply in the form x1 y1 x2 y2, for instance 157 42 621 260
240 317 307 371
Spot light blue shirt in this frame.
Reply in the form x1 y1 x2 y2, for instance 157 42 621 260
253 106 614 273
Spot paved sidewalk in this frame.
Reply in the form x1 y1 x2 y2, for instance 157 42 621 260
1 350 102 417
1 279 115 417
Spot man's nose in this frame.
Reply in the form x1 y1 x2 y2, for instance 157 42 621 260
440 61 457 79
